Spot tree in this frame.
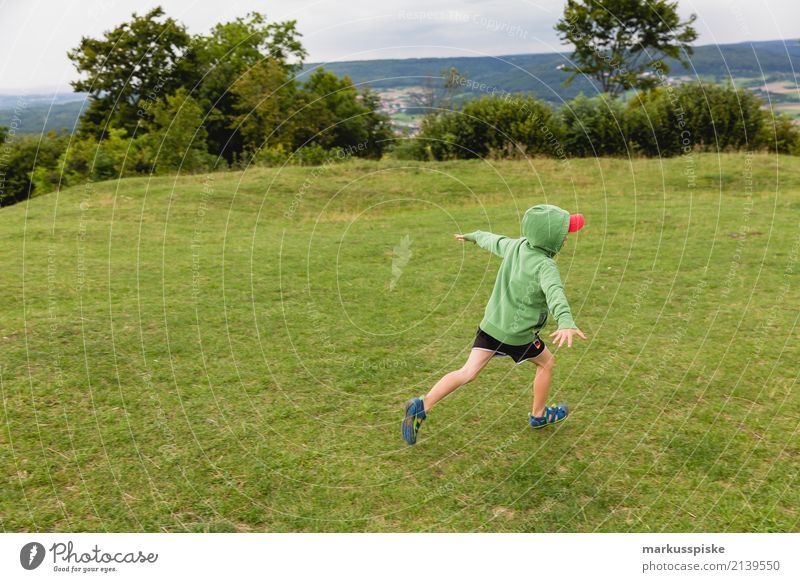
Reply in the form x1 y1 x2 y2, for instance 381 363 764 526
417 95 560 160
555 0 697 97
57 128 140 186
191 13 306 161
229 58 296 156
0 133 68 206
408 76 438 115
142 88 212 173
357 88 394 159
559 94 627 156
441 67 467 110
68 7 196 137
408 68 467 114
293 69 372 152
623 83 774 156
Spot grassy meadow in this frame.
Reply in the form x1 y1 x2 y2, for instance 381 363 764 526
1 153 798 532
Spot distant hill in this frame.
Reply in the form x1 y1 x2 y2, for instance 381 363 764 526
0 91 86 108
304 39 800 103
0 94 88 135
2 40 797 136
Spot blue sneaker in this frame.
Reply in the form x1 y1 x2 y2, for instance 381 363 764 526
529 404 569 429
402 397 426 445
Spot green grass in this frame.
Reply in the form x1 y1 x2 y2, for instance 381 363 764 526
1 154 799 532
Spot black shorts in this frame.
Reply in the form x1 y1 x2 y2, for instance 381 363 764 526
472 328 546 364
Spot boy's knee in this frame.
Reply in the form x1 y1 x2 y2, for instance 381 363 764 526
539 354 555 371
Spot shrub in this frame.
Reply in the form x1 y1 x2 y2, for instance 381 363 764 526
57 128 140 186
624 82 781 157
624 88 684 156
411 83 800 161
417 94 561 160
559 94 628 157
1 132 69 206
760 110 800 155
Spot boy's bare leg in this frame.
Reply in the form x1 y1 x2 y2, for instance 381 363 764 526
528 347 555 417
423 348 495 412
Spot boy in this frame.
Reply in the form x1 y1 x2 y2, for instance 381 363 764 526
402 204 586 445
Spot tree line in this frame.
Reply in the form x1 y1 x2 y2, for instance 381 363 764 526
399 81 800 161
401 0 798 160
0 8 392 206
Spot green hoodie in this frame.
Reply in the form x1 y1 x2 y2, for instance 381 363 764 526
463 204 577 345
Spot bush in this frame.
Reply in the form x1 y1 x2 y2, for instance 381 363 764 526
1 132 69 206
409 83 800 161
291 143 342 166
416 94 561 160
56 128 141 187
559 94 628 157
391 137 427 161
625 82 779 157
677 83 765 151
760 111 800 155
624 88 685 156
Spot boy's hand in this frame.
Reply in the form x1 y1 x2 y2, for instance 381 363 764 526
454 233 472 243
549 327 587 348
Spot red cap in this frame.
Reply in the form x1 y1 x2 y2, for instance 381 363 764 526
568 213 585 233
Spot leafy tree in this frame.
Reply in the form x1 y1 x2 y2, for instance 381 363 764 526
622 87 682 155
439 67 468 111
0 133 68 206
555 0 697 97
624 83 774 156
293 69 374 153
559 94 627 156
142 88 213 173
57 128 140 186
68 7 195 137
417 95 560 160
763 111 800 155
191 12 306 161
229 58 296 156
230 65 391 162
357 88 394 159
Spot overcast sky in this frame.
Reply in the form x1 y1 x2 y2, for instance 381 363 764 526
0 0 798 92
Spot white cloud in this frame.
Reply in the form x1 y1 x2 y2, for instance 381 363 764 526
0 0 798 92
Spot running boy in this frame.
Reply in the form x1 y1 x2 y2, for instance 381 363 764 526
402 204 586 445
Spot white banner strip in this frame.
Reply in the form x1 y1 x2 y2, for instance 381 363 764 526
1 533 798 581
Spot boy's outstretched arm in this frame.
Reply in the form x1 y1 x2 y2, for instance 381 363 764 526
455 231 515 258
539 260 587 348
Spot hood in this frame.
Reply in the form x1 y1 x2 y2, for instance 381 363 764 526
521 204 570 257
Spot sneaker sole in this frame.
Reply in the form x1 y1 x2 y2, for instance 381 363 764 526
530 416 567 429
401 399 418 445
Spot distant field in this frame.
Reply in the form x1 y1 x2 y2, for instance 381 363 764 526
773 103 800 120
1 154 798 532
760 81 799 95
